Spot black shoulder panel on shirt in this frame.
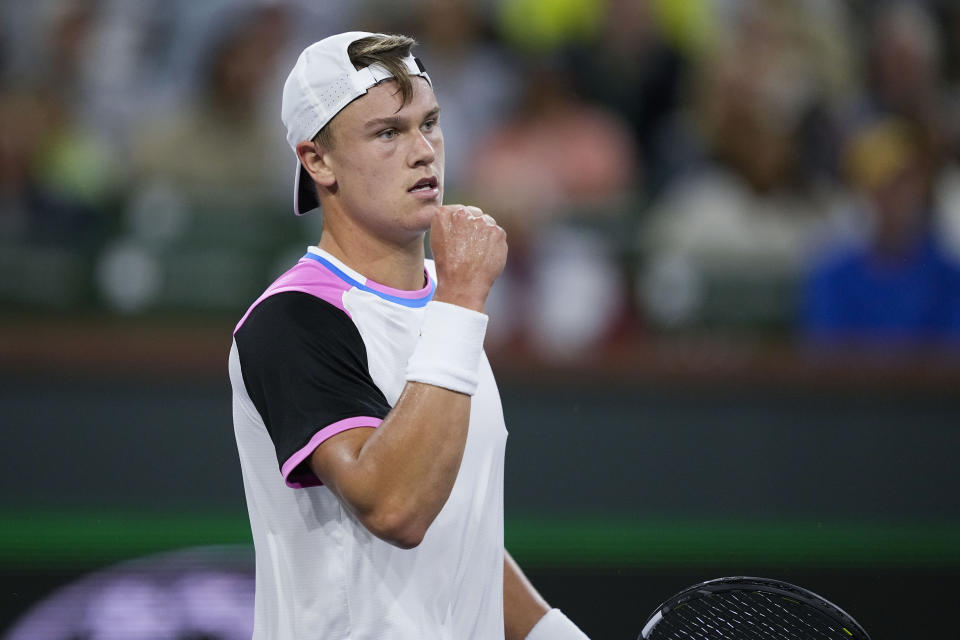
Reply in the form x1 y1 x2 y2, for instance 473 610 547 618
234 292 391 475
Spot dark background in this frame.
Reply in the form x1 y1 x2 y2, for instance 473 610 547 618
2 326 957 636
3 1 960 638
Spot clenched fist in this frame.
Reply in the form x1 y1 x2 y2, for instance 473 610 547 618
430 205 507 312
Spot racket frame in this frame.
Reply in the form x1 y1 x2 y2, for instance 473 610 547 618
640 576 870 640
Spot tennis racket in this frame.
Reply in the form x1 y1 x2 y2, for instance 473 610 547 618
639 576 870 639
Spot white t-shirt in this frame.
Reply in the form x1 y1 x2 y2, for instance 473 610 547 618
229 246 508 639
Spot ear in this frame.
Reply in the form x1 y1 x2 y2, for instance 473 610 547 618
296 140 336 188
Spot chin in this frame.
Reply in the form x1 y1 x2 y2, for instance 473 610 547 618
412 200 441 222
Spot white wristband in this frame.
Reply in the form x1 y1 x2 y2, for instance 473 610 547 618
525 609 591 640
405 300 488 395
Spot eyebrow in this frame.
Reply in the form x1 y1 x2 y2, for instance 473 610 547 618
364 106 441 131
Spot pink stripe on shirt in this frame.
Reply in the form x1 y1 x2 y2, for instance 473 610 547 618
234 256 353 335
282 416 382 488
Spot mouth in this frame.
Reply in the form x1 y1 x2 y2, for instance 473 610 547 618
408 176 439 197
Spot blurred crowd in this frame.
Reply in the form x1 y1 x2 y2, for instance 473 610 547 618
3 0 960 358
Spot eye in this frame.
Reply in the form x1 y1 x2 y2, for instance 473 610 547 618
377 128 398 140
422 118 438 133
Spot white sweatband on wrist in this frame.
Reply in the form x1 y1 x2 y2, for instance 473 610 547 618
525 608 591 640
405 300 488 395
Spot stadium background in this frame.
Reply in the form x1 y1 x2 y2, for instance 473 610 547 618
1 0 958 637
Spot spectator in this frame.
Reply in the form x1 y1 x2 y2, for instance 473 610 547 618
465 59 638 357
568 0 701 197
0 1 117 245
636 0 849 329
801 117 960 345
0 2 119 311
859 2 944 141
98 4 293 313
127 4 290 217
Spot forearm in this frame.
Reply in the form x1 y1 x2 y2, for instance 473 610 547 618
504 550 550 640
312 297 487 547
505 550 592 640
331 381 471 545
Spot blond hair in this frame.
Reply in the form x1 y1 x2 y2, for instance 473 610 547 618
313 34 419 148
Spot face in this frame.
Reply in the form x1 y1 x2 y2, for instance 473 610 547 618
321 77 444 245
871 160 927 249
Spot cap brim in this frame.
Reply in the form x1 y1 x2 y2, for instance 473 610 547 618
294 161 319 215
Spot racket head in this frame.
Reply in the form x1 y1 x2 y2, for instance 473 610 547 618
639 576 870 640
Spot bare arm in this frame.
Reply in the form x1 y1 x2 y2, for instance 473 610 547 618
505 550 592 639
310 382 469 547
504 550 550 640
309 205 507 548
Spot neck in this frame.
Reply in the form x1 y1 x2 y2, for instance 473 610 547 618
317 219 427 292
872 227 926 261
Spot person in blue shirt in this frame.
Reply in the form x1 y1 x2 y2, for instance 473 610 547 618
801 117 960 345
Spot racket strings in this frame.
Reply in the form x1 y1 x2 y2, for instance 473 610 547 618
663 598 781 640
648 590 853 640
732 591 840 639
703 592 795 640
666 599 772 640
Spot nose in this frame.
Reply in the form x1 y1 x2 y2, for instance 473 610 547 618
408 130 436 167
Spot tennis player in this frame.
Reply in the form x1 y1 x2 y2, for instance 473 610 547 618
228 31 591 639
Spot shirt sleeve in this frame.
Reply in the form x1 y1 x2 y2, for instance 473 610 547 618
234 291 391 488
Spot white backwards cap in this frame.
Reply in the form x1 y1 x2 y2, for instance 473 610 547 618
281 31 431 215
